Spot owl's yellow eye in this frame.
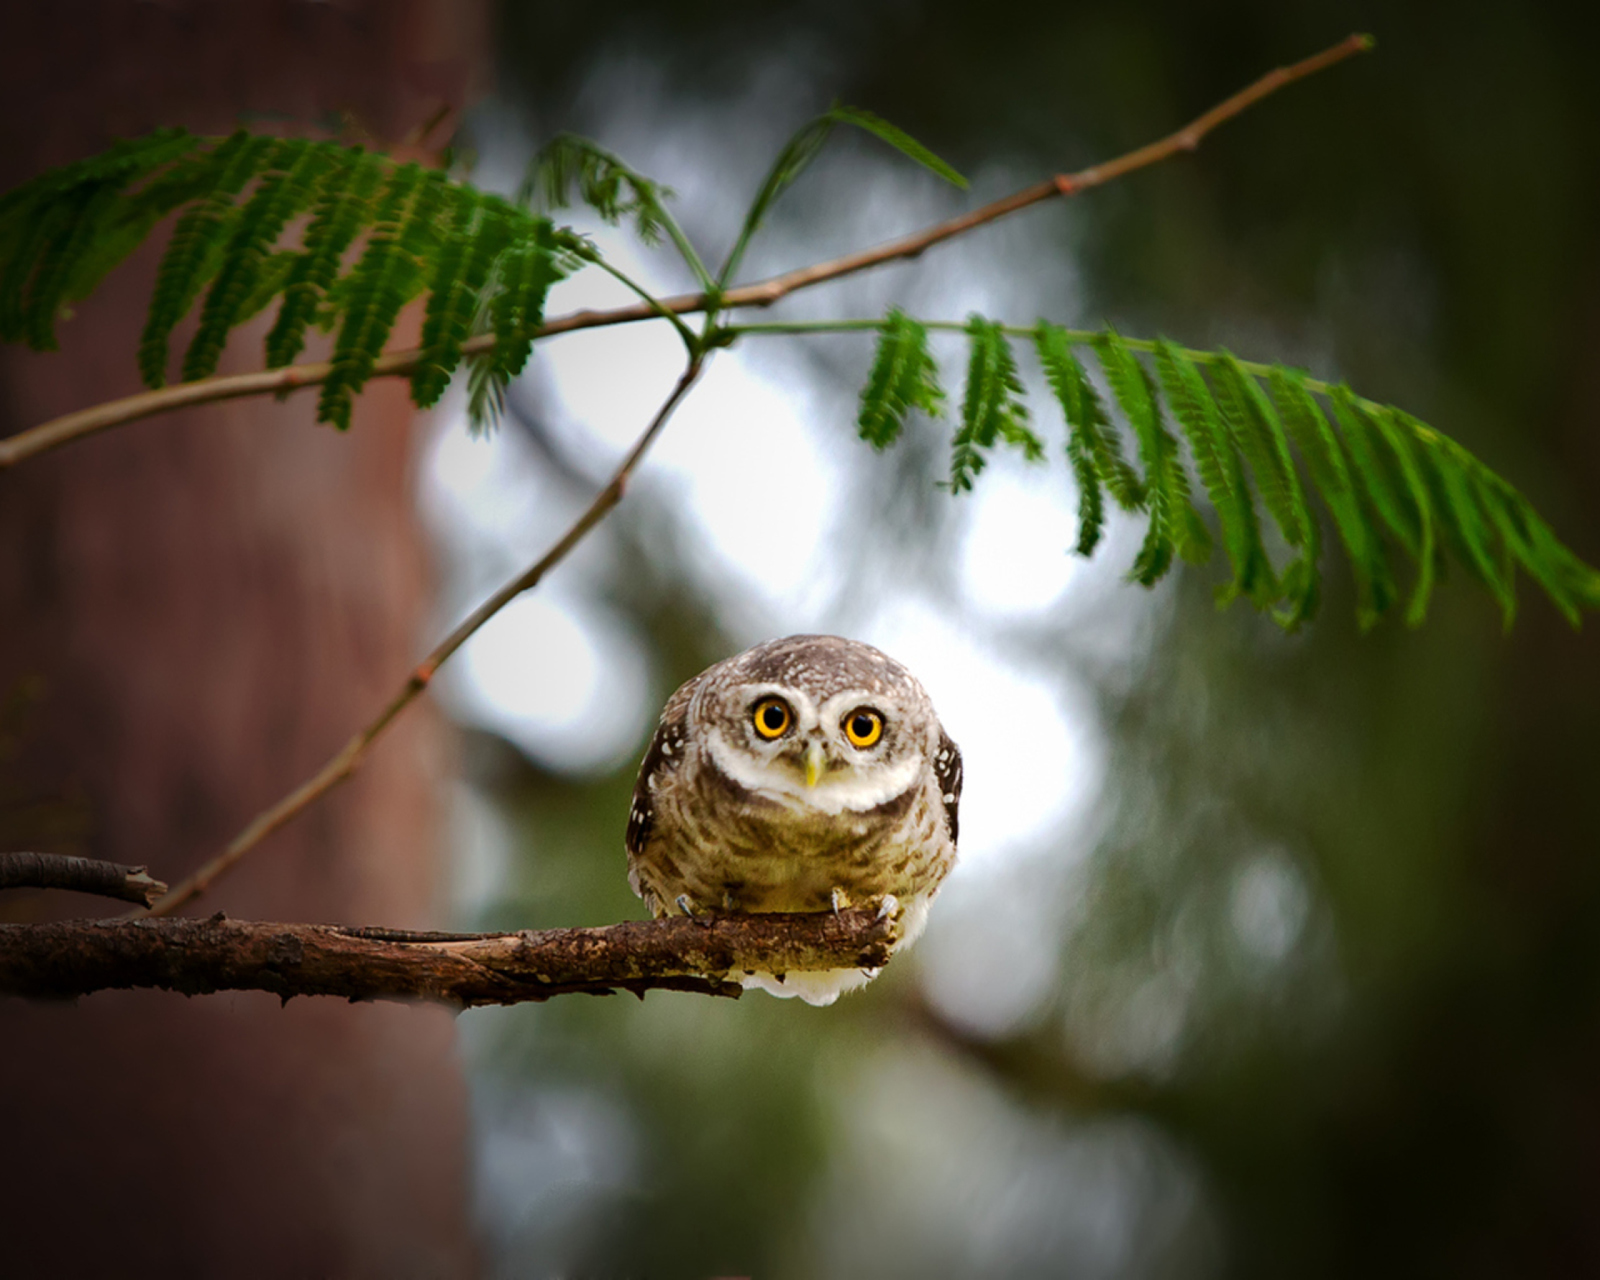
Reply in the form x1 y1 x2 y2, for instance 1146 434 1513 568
752 697 792 739
843 708 884 749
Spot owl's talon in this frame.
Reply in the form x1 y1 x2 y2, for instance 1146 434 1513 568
876 893 901 922
676 894 695 918
830 888 847 917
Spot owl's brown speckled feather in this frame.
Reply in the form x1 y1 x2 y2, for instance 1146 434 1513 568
626 635 961 1005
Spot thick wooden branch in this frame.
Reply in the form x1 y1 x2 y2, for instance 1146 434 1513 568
0 908 895 1007
0 853 168 907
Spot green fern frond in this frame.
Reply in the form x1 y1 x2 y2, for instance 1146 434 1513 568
1096 330 1210 584
413 192 518 408
465 349 508 438
0 128 202 348
1208 353 1321 626
4 129 601 414
824 107 967 189
1156 341 1276 606
1034 323 1144 519
316 164 442 430
182 139 337 381
949 316 1040 493
138 132 279 387
488 218 567 382
264 149 385 368
1269 366 1394 630
720 106 964 288
857 308 944 448
525 134 675 246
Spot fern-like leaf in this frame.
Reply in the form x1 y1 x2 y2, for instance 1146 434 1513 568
1411 424 1518 627
1156 340 1276 606
1269 367 1394 630
949 316 1039 492
1034 324 1142 556
138 132 278 387
413 192 519 407
858 308 944 448
1208 354 1320 626
182 139 337 381
0 128 201 349
1096 331 1210 583
525 135 674 246
264 149 385 368
316 164 440 430
488 218 566 383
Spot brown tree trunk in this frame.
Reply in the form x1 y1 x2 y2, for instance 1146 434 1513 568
0 4 487 1275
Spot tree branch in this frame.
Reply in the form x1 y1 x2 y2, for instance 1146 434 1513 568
141 355 708 917
0 853 168 907
0 908 895 1007
0 33 1372 472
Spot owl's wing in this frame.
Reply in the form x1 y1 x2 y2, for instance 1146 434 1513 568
934 729 963 845
625 672 700 860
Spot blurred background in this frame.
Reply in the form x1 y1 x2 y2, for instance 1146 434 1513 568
4 2 1600 1277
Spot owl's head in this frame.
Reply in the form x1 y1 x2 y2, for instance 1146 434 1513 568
692 634 938 816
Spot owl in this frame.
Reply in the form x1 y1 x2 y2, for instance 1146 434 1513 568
626 634 962 1006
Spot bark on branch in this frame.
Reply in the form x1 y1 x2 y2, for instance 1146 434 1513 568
0 853 168 907
0 908 895 1007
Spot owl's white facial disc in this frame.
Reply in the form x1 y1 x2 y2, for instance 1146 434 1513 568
701 681 926 815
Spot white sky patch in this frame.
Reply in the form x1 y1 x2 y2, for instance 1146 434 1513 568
861 598 1102 863
538 239 841 619
959 457 1080 617
440 591 653 775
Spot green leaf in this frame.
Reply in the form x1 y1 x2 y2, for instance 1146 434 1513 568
183 139 338 382
316 164 440 430
525 134 674 247
825 106 967 189
1096 331 1209 584
137 132 277 387
857 307 944 448
1156 340 1275 607
488 217 566 382
1412 425 1517 627
412 190 520 408
264 149 385 368
720 106 964 287
950 316 1038 492
0 128 201 347
1210 354 1320 628
1269 366 1394 630
1364 407 1437 626
1328 387 1422 560
1034 323 1144 520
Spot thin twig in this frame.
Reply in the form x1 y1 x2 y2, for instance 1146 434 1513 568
142 355 707 917
0 853 168 907
0 908 896 1006
0 34 1372 472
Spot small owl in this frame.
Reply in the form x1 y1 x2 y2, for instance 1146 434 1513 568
626 634 962 1006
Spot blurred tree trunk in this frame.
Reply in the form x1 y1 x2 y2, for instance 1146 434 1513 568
0 4 487 1275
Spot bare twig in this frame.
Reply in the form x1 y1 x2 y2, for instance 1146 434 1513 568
0 853 168 907
0 908 895 1006
142 355 708 917
0 34 1372 472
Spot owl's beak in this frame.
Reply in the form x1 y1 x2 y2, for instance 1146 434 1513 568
803 741 826 788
